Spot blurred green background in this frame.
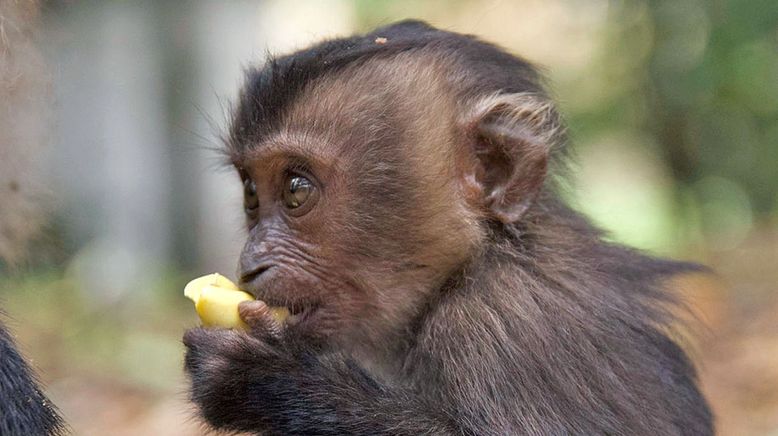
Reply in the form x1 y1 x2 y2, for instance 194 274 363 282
1 0 776 434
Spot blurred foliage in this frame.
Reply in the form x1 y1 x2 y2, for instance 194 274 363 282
569 0 778 251
0 268 194 391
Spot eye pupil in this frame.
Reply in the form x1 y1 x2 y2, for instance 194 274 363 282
284 175 312 209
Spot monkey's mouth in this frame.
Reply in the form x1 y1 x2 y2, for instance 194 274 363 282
251 295 321 329
237 267 323 329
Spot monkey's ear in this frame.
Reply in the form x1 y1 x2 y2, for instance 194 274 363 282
462 93 562 223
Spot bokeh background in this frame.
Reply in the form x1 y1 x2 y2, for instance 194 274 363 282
1 0 776 434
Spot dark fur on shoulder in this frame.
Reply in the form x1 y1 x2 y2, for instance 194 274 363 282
185 20 713 436
406 198 712 434
0 318 65 435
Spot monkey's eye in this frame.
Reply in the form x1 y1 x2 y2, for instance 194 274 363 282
283 175 314 209
243 178 259 214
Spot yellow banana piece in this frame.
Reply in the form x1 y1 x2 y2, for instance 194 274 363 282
184 273 290 328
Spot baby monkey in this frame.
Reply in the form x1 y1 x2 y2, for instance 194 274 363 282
183 20 713 436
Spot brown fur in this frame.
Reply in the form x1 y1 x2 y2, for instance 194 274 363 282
184 21 712 435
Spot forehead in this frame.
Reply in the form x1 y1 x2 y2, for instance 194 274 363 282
234 54 457 165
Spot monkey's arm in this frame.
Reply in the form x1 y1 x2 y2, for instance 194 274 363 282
183 328 458 436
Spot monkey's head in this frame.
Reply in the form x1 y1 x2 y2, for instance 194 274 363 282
228 21 563 351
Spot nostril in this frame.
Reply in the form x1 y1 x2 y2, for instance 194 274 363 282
239 264 272 285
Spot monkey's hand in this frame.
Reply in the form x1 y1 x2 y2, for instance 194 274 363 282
183 302 457 435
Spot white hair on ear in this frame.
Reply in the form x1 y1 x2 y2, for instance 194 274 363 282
469 92 565 149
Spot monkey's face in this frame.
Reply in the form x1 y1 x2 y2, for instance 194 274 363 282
232 87 485 348
228 55 517 350
233 134 479 348
229 51 558 350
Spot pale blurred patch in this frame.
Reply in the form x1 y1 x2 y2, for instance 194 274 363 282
259 0 356 53
573 132 677 253
0 0 49 264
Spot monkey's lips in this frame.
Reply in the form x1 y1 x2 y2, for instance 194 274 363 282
244 291 322 330
238 268 324 330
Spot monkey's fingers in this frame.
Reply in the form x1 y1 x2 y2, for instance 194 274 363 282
238 300 285 340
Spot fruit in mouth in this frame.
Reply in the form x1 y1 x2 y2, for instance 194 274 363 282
184 273 290 328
